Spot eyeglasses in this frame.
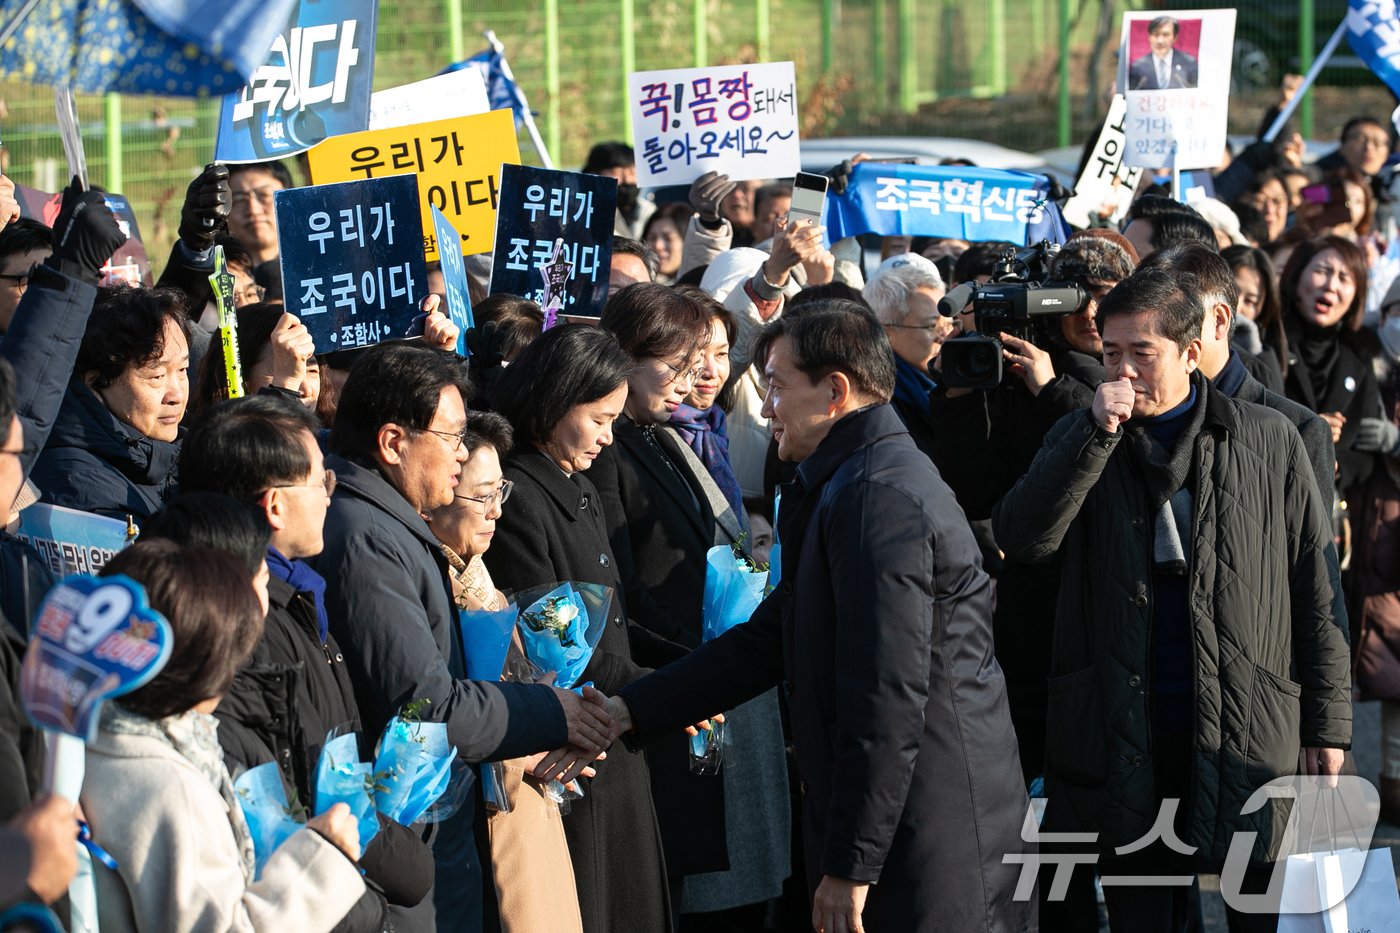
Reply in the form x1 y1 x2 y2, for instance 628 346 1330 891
660 358 704 387
234 284 266 306
884 321 944 331
419 427 471 451
0 266 37 289
268 469 336 497
230 187 280 209
455 480 514 512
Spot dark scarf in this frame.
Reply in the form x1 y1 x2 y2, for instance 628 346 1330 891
265 546 330 643
669 403 744 517
1123 383 1205 575
893 354 937 413
1295 320 1344 403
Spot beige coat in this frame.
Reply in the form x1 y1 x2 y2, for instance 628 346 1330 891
81 727 365 933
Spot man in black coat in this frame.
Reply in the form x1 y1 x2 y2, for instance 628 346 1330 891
312 344 615 933
993 267 1350 932
605 304 1033 933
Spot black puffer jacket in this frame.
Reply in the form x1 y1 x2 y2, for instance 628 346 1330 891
993 375 1351 863
30 378 180 523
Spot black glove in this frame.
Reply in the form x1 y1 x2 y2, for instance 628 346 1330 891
825 159 855 196
1045 176 1073 205
1238 140 1283 174
466 320 510 401
45 176 126 286
1353 417 1400 455
688 171 736 225
178 163 230 252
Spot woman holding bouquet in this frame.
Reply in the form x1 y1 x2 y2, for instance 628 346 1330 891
428 410 585 933
593 283 791 931
486 324 675 933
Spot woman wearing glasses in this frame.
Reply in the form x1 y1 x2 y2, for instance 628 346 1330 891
488 323 674 933
428 410 584 933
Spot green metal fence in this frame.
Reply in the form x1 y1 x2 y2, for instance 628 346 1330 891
0 0 1393 275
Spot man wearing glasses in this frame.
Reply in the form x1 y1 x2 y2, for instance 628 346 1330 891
0 219 50 336
228 161 292 269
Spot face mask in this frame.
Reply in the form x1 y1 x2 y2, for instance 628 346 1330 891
1381 316 1400 362
616 182 639 213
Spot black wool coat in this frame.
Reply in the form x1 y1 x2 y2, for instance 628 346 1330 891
1284 330 1383 494
485 447 674 933
620 405 1034 933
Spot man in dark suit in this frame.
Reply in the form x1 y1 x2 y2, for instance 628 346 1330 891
1129 16 1199 90
604 303 1032 933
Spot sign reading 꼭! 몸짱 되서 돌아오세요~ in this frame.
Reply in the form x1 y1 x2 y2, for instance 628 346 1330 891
306 108 521 262
275 174 429 352
213 0 378 163
822 163 1072 245
1117 8 1236 170
488 165 616 324
431 205 474 357
628 62 800 187
15 504 133 578
1061 95 1145 230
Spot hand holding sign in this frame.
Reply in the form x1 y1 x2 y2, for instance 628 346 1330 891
270 313 316 393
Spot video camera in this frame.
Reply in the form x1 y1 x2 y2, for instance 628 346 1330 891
936 241 1087 391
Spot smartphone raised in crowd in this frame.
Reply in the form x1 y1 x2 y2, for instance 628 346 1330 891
787 171 830 229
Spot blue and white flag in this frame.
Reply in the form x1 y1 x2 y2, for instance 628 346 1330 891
823 163 1070 245
443 44 533 127
1348 0 1400 99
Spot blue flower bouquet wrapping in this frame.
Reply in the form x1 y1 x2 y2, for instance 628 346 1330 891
511 582 613 690
459 606 518 813
372 713 462 825
233 762 304 879
691 544 770 772
314 732 379 848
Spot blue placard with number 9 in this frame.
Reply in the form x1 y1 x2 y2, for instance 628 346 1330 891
19 575 173 742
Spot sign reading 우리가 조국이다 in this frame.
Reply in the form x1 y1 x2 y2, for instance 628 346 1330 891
489 165 616 322
214 0 378 163
1117 8 1235 170
306 108 521 262
276 174 429 352
628 62 800 187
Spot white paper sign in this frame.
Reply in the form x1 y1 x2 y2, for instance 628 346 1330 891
628 61 800 187
1063 96 1145 229
1117 9 1235 170
368 69 491 131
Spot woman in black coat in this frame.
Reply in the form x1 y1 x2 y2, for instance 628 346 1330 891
485 324 676 933
1279 235 1384 497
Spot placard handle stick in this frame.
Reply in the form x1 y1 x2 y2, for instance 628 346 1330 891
1171 141 1182 204
208 246 244 399
1264 18 1349 144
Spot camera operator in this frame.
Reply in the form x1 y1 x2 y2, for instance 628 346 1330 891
926 236 1133 933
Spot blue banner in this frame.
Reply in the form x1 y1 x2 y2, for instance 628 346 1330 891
432 206 474 355
1347 0 1400 99
20 576 173 742
16 505 132 578
824 163 1071 245
214 0 378 163
276 174 429 352
488 165 616 321
445 45 534 127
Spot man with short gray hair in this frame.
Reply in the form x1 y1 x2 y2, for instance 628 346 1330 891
865 252 953 457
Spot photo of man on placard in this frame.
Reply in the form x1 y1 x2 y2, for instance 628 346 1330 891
1128 16 1199 90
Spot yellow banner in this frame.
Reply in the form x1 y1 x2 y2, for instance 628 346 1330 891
307 108 521 261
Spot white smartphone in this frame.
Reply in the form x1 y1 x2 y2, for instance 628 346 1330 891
788 171 829 229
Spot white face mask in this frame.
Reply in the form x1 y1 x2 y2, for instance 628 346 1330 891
1381 315 1400 362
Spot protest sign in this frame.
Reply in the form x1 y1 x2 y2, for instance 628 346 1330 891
628 62 800 187
276 174 429 352
369 69 491 131
214 0 378 163
1118 9 1236 170
20 575 173 742
823 163 1071 245
16 505 133 578
431 206 473 356
1062 95 1144 229
307 108 520 262
489 165 616 322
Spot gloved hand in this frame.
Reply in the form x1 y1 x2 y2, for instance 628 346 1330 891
688 171 736 223
1045 176 1073 205
45 176 126 286
178 163 230 252
825 159 855 196
1238 139 1283 173
1354 417 1400 455
465 320 510 402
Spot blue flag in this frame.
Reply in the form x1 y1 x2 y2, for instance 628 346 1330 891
1347 0 1400 98
443 45 533 127
824 163 1070 245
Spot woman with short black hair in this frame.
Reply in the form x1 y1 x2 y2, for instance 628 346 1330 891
81 540 366 932
31 288 191 521
488 323 674 933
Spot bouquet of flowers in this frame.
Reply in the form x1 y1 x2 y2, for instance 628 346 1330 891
371 699 465 825
233 762 305 879
459 606 519 812
314 732 380 849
